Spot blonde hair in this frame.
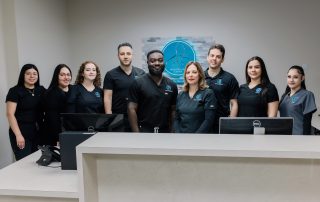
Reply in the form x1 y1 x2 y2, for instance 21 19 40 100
183 61 208 92
75 61 101 87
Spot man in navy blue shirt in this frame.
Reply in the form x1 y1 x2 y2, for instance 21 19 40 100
128 50 178 133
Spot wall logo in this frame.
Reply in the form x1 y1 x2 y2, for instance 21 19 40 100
163 40 196 84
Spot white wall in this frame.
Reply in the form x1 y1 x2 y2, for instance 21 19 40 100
0 0 18 168
0 0 70 167
67 0 320 100
14 0 70 87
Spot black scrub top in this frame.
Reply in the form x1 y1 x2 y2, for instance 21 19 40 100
66 84 104 113
103 66 145 114
237 83 279 117
6 85 46 139
128 74 178 132
42 86 68 144
174 88 217 133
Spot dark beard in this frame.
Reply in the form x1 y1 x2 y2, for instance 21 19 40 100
148 65 165 77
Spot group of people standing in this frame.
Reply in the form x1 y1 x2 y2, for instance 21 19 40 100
5 42 317 161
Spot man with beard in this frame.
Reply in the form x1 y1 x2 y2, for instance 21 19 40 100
128 50 178 133
103 42 145 131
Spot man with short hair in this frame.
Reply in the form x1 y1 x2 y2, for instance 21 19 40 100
205 44 239 133
128 50 178 133
103 42 145 131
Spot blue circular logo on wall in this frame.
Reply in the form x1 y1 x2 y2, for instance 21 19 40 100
162 40 196 84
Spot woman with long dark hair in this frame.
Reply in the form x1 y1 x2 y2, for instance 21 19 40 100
42 64 72 146
279 65 317 135
237 56 279 117
6 64 46 160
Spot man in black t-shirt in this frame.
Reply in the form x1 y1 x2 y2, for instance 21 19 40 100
103 42 145 131
204 44 239 133
128 50 178 133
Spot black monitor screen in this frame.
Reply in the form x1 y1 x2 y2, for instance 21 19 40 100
219 117 293 135
61 113 124 132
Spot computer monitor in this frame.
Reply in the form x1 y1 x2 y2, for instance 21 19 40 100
60 113 124 132
219 117 293 135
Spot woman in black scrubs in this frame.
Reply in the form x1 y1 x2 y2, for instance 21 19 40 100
174 61 217 133
6 64 46 160
41 64 72 146
237 56 279 117
66 61 104 113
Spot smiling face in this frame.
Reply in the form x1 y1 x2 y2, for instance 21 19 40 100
207 48 224 69
58 67 72 89
185 64 200 86
118 46 133 67
24 68 38 87
247 59 262 81
82 63 97 82
287 68 304 91
147 52 165 76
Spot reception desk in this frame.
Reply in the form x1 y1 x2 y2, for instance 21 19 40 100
77 133 320 202
0 151 78 202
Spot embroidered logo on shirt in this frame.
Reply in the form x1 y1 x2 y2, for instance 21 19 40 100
214 79 223 86
194 94 202 101
95 92 101 98
255 88 262 94
291 96 299 104
165 85 173 93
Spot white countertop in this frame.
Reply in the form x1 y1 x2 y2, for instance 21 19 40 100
0 151 78 198
77 132 320 159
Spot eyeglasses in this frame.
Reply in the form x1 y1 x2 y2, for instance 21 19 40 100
59 73 71 77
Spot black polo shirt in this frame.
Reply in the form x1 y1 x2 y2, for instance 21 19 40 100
103 66 145 114
237 83 279 117
204 68 239 124
128 74 178 132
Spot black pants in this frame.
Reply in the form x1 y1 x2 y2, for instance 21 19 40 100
9 124 38 161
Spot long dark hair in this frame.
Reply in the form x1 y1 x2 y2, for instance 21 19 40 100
245 56 271 87
48 64 72 89
280 65 306 103
17 64 40 87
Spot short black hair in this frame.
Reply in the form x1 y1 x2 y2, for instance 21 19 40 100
207 44 225 59
147 49 163 60
117 42 132 52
